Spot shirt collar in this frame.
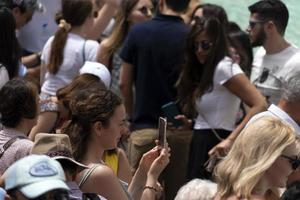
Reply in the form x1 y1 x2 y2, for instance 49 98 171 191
268 104 300 136
154 13 184 22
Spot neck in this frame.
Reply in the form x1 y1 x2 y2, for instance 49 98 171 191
159 2 182 17
278 99 300 125
263 34 290 54
70 26 88 39
6 120 29 136
82 134 104 165
251 177 271 199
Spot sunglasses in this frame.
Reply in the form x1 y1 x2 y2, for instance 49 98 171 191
281 155 300 170
194 40 213 52
248 20 265 29
138 6 154 16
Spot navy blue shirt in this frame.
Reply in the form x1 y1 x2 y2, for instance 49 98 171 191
120 14 189 130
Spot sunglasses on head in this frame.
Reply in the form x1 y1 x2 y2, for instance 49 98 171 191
194 40 213 52
281 155 300 170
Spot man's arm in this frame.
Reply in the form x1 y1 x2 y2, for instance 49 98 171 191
119 62 134 119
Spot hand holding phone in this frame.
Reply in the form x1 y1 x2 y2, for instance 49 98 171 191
161 102 182 128
158 117 167 148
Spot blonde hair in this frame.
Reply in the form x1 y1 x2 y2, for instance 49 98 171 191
214 116 296 199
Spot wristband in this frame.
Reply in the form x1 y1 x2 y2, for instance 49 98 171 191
144 185 158 193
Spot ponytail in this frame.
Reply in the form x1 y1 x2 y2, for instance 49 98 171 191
47 20 71 74
61 117 91 162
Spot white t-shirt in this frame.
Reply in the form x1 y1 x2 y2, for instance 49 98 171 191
17 0 61 52
281 52 300 80
194 57 244 131
250 45 299 105
41 33 99 95
247 104 300 137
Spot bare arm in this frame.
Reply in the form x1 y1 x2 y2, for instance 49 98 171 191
119 62 134 118
29 112 58 141
40 61 47 86
21 53 40 68
128 147 159 200
140 148 170 200
96 41 110 67
88 0 122 40
209 74 267 156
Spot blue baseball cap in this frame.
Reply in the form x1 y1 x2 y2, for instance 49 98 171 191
4 155 69 199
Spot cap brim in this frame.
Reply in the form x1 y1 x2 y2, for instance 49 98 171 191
20 179 69 199
53 156 89 170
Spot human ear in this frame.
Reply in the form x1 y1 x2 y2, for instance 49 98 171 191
92 121 103 137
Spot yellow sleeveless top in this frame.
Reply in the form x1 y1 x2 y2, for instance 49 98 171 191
103 150 119 175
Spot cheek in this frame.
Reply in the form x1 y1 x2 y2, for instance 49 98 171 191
128 12 150 24
265 159 292 187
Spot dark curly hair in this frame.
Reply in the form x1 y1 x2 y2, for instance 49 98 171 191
0 78 38 127
61 88 122 162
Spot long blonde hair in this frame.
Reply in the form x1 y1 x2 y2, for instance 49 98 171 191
214 116 297 199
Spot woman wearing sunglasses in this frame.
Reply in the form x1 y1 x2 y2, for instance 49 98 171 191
214 116 300 200
176 16 266 180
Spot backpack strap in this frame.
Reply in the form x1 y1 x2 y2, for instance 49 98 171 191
78 164 100 188
0 135 27 159
82 40 87 63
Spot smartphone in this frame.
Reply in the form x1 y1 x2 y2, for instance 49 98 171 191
158 117 167 148
161 101 182 128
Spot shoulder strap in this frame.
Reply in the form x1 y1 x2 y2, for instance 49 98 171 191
0 135 27 159
82 40 87 63
197 111 223 141
78 164 100 188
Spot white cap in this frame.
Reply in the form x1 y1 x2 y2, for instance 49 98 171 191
4 155 69 199
79 61 111 88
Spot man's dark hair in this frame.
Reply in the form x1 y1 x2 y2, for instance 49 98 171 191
165 0 190 13
281 181 300 200
248 0 289 35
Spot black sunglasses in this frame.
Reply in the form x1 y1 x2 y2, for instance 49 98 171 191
194 40 213 52
248 20 265 29
281 155 300 170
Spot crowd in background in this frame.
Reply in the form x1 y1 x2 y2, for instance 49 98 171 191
0 0 300 199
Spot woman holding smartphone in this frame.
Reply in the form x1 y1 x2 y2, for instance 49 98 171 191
176 16 266 180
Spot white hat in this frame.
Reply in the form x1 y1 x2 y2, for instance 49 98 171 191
4 155 69 199
79 61 111 88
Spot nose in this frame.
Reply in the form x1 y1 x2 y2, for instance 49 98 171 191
146 9 153 18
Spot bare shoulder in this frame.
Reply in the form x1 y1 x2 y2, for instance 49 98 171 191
90 164 116 179
99 39 110 50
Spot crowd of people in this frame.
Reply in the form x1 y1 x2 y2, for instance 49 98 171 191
0 0 300 199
